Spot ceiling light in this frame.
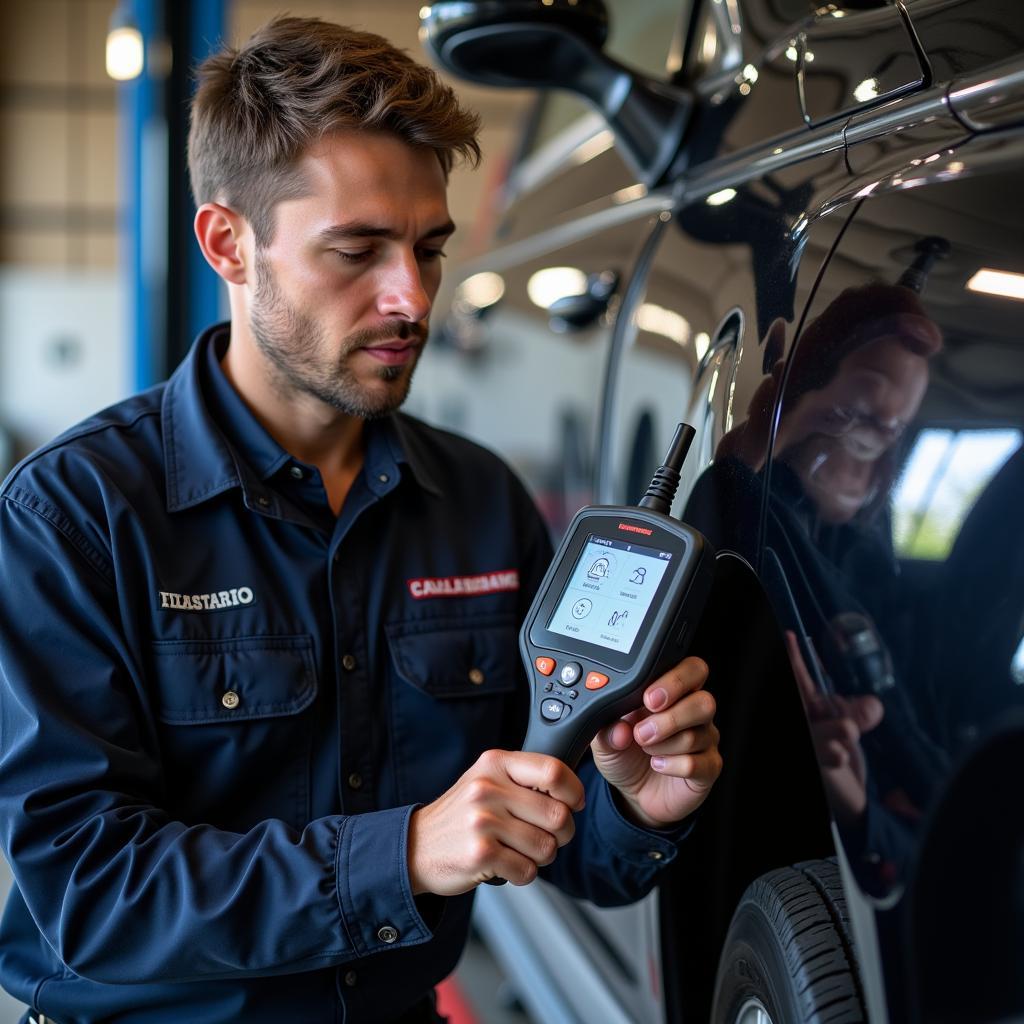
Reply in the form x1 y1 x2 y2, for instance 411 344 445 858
527 267 587 309
706 188 737 206
106 6 143 81
967 268 1024 301
635 303 690 345
854 78 879 102
456 272 505 311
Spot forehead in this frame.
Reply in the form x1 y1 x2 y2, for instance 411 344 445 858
286 129 450 230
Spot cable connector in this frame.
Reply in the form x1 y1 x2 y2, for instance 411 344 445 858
637 423 695 516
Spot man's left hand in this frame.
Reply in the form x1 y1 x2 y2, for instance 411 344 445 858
591 657 721 829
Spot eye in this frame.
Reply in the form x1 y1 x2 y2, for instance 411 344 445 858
334 250 372 264
417 248 447 263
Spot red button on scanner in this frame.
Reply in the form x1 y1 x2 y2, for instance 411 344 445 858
585 671 609 690
535 657 556 676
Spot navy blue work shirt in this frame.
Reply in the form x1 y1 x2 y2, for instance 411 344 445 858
0 325 686 1023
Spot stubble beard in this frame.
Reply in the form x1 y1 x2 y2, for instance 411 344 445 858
249 254 425 420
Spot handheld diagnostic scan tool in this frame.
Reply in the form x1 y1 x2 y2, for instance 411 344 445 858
519 423 715 769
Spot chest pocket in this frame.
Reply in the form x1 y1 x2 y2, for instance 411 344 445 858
386 615 520 806
150 635 317 831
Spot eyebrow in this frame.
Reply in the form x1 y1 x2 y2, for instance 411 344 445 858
316 220 456 244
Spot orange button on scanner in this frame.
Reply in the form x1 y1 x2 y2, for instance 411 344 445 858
535 657 556 676
585 671 609 690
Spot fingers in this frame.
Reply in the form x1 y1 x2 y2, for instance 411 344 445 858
630 657 716 754
498 750 585 812
647 747 723 792
641 657 709 715
407 751 583 896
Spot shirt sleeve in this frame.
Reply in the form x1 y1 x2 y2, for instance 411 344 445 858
0 491 432 984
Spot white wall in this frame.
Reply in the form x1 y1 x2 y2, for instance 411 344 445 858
0 268 128 471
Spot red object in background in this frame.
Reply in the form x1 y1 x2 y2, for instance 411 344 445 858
436 977 479 1024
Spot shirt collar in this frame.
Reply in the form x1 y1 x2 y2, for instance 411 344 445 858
161 323 442 512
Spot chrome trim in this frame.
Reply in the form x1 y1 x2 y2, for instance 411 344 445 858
507 109 614 204
843 83 952 147
456 192 673 276
947 56 1024 131
477 59 1024 279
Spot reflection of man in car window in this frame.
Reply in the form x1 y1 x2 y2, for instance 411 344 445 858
770 283 942 526
690 282 948 894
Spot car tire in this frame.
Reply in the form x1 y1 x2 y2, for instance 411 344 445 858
711 859 865 1024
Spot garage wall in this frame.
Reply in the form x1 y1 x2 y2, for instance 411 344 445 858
0 1 530 470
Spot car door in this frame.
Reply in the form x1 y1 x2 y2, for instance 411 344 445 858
762 74 1024 1024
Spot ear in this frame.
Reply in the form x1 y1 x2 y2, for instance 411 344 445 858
194 203 250 285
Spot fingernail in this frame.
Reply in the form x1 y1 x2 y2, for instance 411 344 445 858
647 688 668 711
651 757 666 771
637 721 657 744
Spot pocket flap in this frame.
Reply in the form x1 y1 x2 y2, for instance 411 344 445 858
151 634 317 724
386 617 518 698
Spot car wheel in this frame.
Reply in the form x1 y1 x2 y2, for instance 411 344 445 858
711 859 865 1024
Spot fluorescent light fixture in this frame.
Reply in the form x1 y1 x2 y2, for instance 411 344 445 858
854 77 879 102
457 272 505 311
106 24 144 81
635 303 690 345
967 268 1024 301
527 267 587 309
706 188 737 206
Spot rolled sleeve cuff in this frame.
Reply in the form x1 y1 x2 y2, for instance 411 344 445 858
335 805 433 956
592 781 694 868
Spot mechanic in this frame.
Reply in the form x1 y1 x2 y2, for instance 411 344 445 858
0 17 721 1024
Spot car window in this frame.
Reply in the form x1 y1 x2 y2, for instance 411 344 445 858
764 161 1024 907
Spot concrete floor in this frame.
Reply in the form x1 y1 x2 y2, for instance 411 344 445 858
0 856 24 1022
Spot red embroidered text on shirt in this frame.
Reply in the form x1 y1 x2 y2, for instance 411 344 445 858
407 570 520 600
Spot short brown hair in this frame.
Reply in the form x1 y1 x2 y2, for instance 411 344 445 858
188 16 481 245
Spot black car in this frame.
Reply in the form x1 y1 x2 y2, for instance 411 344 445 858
413 1 1024 1022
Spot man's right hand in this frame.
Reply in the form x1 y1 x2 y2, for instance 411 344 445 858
407 749 585 896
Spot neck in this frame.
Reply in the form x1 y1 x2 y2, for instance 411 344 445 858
220 325 366 516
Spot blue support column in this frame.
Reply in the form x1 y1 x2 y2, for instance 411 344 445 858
117 0 226 391
118 0 166 391
185 1 228 345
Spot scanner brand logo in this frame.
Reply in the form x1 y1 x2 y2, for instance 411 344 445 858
408 570 520 600
159 587 254 612
618 523 653 536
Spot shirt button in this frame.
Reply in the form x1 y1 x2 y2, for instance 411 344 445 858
468 667 485 685
343 970 358 987
221 690 240 710
647 850 665 861
347 772 363 790
377 925 399 944
255 495 270 508
342 654 357 671
378 473 389 484
289 465 304 480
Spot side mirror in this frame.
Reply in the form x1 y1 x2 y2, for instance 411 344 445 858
420 0 692 187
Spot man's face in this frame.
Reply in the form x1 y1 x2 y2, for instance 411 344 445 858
781 329 936 523
247 130 454 419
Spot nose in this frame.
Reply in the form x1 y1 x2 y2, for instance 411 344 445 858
377 251 432 323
